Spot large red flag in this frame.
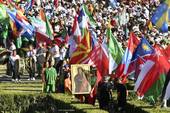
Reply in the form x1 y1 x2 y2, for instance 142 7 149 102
82 44 109 105
136 45 170 97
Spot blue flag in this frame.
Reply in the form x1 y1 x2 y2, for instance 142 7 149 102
132 37 155 61
151 0 170 32
7 9 34 40
7 9 23 35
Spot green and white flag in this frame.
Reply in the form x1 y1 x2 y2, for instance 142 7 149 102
106 25 124 74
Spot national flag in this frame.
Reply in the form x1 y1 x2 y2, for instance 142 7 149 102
54 37 66 46
78 6 88 37
135 45 170 98
36 30 52 46
145 73 166 104
116 32 139 79
72 15 82 43
30 17 46 33
70 30 92 64
81 38 109 104
91 30 98 49
134 58 155 96
54 0 58 8
16 9 28 22
106 24 124 74
82 43 109 82
151 0 170 32
39 8 54 40
81 42 109 105
7 8 34 39
127 37 155 80
25 0 34 11
69 15 82 57
80 4 97 28
68 38 77 58
7 9 23 37
143 45 169 102
20 19 35 40
132 37 155 61
78 4 97 35
12 0 21 2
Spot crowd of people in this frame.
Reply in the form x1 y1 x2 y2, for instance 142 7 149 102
0 0 170 112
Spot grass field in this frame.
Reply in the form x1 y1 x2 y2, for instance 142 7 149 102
0 65 170 113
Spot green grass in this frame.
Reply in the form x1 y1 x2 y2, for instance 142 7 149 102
0 63 170 113
0 81 170 113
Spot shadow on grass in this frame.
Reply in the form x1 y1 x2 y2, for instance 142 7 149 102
25 95 86 113
124 103 149 113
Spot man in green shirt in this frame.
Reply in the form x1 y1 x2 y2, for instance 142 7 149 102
45 59 57 93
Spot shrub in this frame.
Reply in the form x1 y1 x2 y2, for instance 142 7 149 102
0 93 107 113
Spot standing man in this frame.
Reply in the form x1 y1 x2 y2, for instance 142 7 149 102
26 44 36 80
114 78 127 112
36 42 46 78
7 41 16 76
50 41 60 73
97 76 113 110
9 49 20 81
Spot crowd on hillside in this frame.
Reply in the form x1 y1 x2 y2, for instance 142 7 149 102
0 0 169 49
0 0 170 112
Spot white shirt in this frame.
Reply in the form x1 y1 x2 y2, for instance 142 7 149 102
50 45 60 58
9 43 16 51
9 55 20 66
27 49 37 62
60 47 67 60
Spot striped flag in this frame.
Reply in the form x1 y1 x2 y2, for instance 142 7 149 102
80 4 97 28
69 15 82 57
106 24 124 74
116 32 139 80
30 17 46 33
72 15 82 43
135 45 170 98
7 9 24 37
7 8 34 39
70 30 92 64
39 8 54 40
